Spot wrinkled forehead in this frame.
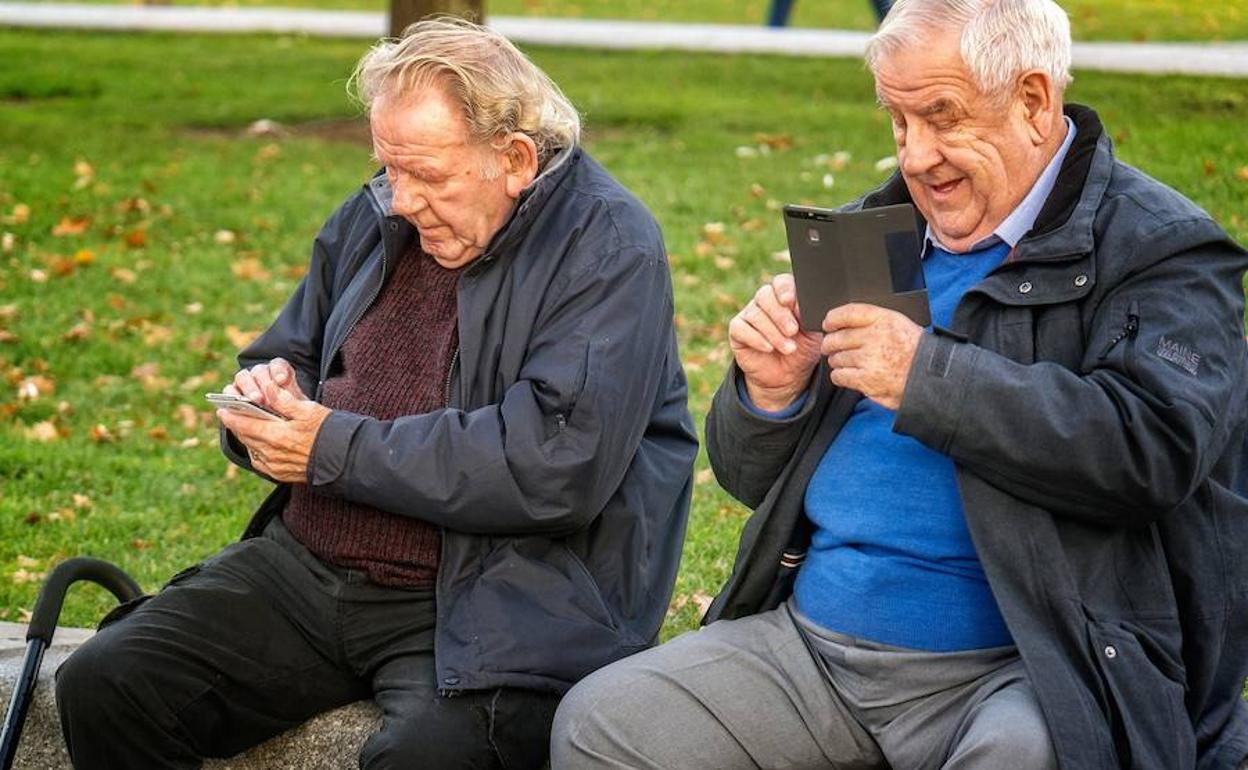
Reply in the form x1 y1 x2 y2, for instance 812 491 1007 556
369 87 473 157
871 33 975 108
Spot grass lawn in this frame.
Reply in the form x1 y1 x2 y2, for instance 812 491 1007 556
12 0 1248 41
0 29 1246 637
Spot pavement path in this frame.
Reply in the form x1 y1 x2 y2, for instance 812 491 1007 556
1 2 1247 77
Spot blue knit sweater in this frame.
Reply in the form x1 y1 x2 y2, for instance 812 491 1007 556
793 240 1014 651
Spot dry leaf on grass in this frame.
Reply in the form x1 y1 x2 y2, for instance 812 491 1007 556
25 421 60 442
52 216 90 237
62 322 91 342
124 229 148 249
231 257 270 281
88 424 115 443
5 204 31 226
17 375 55 400
225 326 260 349
174 404 199 431
11 569 45 585
111 267 137 285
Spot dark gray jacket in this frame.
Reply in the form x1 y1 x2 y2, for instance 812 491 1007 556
705 105 1248 769
222 147 698 694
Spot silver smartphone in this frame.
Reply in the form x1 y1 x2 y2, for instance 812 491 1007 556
205 392 286 421
783 202 931 330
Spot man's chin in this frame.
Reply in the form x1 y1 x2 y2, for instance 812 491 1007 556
421 239 480 269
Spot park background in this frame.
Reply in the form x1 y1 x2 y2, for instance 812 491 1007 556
0 0 1246 639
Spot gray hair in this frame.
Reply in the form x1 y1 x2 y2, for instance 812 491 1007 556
349 17 581 165
865 0 1073 104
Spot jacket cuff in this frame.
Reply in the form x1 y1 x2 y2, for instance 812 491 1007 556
894 330 979 454
728 363 818 426
220 425 253 469
308 410 367 491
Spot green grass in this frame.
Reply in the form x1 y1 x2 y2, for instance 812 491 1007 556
15 0 1248 41
0 29 1246 637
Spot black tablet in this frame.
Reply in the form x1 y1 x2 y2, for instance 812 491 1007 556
783 202 931 330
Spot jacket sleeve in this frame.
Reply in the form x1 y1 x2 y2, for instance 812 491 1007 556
705 363 820 509
895 219 1248 529
305 244 680 537
219 200 349 473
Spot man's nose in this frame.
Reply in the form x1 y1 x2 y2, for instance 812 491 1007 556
390 180 428 218
899 123 942 178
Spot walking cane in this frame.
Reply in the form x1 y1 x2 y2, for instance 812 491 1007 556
0 558 142 770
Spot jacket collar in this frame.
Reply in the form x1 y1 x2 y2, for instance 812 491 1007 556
862 104 1112 265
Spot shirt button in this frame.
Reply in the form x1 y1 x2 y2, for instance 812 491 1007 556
444 676 461 686
1104 645 1117 659
1074 274 1088 287
388 221 399 232
1018 281 1033 295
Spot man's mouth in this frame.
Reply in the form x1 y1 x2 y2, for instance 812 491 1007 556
929 178 962 197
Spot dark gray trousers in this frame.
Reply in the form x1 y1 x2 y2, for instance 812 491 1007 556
55 518 559 770
551 600 1055 769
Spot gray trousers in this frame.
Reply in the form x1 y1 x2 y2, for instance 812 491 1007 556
551 600 1055 769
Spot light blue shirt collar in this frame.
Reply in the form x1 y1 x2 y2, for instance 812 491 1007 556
925 115 1077 255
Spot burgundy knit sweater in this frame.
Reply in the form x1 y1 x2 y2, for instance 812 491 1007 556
283 249 460 588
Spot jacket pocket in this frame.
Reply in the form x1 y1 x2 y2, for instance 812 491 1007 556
1096 300 1141 380
1088 619 1195 769
535 333 591 443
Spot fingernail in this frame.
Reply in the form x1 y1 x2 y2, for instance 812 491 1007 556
247 391 261 401
783 340 797 354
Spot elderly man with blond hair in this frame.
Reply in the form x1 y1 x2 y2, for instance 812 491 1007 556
54 19 697 769
553 1 1248 768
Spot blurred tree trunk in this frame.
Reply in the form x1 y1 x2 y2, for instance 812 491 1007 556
390 0 484 37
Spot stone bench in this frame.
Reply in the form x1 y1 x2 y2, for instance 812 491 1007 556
0 622 381 769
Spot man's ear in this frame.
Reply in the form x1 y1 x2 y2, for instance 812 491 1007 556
1016 70 1060 146
500 133 540 199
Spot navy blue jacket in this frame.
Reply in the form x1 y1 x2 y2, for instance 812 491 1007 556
706 105 1248 769
223 148 698 694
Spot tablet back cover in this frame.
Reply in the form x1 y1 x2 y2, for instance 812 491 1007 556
784 203 931 330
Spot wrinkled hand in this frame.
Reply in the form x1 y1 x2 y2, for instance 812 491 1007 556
728 273 824 411
821 303 924 411
218 383 330 483
226 357 307 405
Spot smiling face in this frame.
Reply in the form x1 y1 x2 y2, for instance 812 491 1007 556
874 30 1063 252
370 88 522 269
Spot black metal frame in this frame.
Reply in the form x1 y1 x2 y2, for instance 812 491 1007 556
0 558 142 770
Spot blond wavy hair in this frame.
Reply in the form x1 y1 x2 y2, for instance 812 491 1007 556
349 17 581 166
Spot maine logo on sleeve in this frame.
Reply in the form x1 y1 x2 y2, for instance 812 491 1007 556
1155 335 1202 376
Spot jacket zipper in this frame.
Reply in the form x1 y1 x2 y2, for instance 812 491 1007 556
1097 301 1140 360
443 348 459 408
323 244 390 383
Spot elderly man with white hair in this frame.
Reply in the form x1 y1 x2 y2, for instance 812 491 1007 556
552 1 1248 768
54 18 697 770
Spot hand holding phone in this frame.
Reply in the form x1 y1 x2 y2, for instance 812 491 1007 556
728 273 825 412
783 202 931 330
205 392 286 421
